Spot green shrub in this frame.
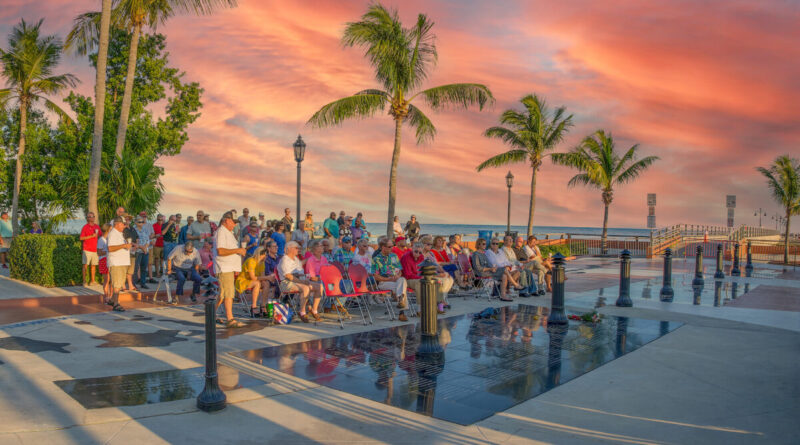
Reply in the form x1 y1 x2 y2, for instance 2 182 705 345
540 244 571 258
8 234 82 287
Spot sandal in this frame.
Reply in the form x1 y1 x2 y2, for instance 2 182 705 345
104 299 114 306
226 319 246 328
112 303 126 312
249 307 259 318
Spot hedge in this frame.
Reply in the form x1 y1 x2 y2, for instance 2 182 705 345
540 244 572 258
8 234 83 287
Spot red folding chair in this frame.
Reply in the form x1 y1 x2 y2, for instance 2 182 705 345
319 265 371 328
347 263 396 321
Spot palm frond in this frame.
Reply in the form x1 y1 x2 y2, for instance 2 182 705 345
757 156 800 211
407 13 437 91
476 149 528 171
43 98 74 124
497 109 528 129
616 155 659 184
306 92 387 128
566 173 596 189
415 83 494 111
406 103 436 144
170 0 238 15
65 11 102 55
483 126 525 149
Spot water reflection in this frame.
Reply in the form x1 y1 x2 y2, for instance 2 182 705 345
714 280 723 307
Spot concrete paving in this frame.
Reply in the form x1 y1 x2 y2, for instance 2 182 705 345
0 257 798 444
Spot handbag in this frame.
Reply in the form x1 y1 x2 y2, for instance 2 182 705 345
272 302 294 325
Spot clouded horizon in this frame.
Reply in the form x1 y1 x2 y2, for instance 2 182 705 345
3 0 799 232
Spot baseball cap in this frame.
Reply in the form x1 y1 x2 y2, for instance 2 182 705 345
395 236 406 242
342 236 352 243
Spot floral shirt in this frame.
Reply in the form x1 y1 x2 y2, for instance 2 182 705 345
323 251 336 263
371 252 401 277
333 248 354 267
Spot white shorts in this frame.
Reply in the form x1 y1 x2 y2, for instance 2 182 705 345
82 250 99 266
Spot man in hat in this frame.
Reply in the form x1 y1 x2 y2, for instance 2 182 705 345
106 216 132 311
404 215 421 238
392 236 408 258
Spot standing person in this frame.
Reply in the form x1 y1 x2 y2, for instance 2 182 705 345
404 215 421 238
174 213 182 229
205 214 217 235
353 212 369 240
392 216 404 238
122 214 137 291
291 221 310 254
188 210 211 244
281 208 294 236
271 221 287 257
238 208 250 229
29 221 43 234
323 212 339 239
371 237 409 322
97 223 111 300
135 211 156 284
150 214 165 279
278 241 322 323
106 217 132 312
199 240 214 276
0 211 13 269
258 212 267 230
161 215 178 258
337 210 346 227
132 216 152 290
166 241 202 303
304 211 315 239
339 216 353 242
178 215 193 245
79 212 101 285
214 212 246 328
242 220 261 256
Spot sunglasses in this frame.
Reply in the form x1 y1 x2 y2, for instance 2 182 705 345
491 243 499 245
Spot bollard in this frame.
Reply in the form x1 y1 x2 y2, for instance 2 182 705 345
659 248 674 302
731 282 739 299
548 253 568 324
692 285 702 305
731 243 741 276
745 241 753 276
616 249 632 307
419 260 439 337
615 316 629 356
713 280 722 307
545 323 567 389
692 245 704 287
197 298 226 412
714 244 725 279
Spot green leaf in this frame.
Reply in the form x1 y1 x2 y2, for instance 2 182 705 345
306 92 387 128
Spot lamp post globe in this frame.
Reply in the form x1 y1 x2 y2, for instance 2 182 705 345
293 135 306 223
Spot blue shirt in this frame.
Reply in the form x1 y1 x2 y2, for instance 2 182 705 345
178 224 189 244
271 232 286 257
264 253 280 276
244 232 259 256
323 218 339 238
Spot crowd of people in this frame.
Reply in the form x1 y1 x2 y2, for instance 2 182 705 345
45 206 554 329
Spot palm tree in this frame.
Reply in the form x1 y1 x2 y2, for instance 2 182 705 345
552 130 659 254
0 19 77 236
66 0 237 159
756 155 800 265
476 94 573 236
87 0 113 219
307 3 494 237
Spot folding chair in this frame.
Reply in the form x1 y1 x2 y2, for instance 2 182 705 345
274 270 302 315
470 255 499 301
153 260 174 304
319 265 371 328
457 253 478 293
347 264 397 321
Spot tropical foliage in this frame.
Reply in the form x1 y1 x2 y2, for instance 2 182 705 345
756 155 800 264
552 130 659 253
477 94 573 236
0 19 77 235
308 3 494 237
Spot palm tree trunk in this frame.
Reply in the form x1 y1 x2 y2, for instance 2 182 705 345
88 0 112 218
527 168 537 236
386 117 403 238
601 202 610 255
113 23 141 159
784 210 791 265
10 100 28 236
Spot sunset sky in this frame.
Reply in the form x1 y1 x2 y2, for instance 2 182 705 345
3 0 799 231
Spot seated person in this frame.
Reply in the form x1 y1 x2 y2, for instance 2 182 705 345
352 238 373 270
166 242 202 302
321 238 337 263
371 237 409 322
470 238 512 301
486 237 524 295
420 235 456 301
524 236 552 292
278 241 322 323
333 237 355 267
235 247 271 317
514 236 546 295
401 242 448 314
502 234 534 297
430 235 466 288
392 236 409 258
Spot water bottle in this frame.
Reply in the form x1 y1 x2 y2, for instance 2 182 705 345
266 302 274 319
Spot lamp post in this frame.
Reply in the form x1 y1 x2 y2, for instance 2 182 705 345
754 208 766 228
505 171 514 235
293 135 306 223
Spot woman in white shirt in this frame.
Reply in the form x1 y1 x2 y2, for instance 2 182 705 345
392 216 403 238
352 238 373 270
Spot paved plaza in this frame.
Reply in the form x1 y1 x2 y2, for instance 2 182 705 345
0 257 798 444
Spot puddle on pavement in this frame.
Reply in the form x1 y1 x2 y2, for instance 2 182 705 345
0 337 71 354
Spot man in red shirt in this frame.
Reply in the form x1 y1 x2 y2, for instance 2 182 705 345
150 214 165 278
392 236 408 258
79 212 101 285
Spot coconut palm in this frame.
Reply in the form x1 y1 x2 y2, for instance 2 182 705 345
0 19 78 236
756 155 800 265
66 0 237 159
552 130 659 254
87 0 113 220
307 3 494 237
476 94 573 236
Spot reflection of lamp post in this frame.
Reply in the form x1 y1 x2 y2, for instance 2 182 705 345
754 208 766 227
293 135 306 222
505 171 514 234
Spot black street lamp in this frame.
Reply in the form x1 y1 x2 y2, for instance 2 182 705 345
293 135 306 222
754 208 766 227
505 171 514 234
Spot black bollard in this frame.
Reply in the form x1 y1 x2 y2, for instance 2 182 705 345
548 253 568 324
197 298 226 412
616 249 632 307
713 280 722 307
692 285 702 305
714 244 725 279
692 245 704 287
731 243 741 276
419 260 439 338
659 248 674 302
731 281 739 299
745 241 753 276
